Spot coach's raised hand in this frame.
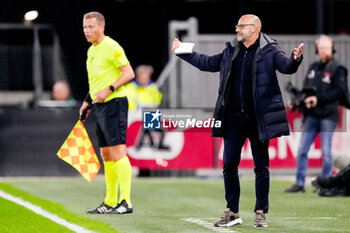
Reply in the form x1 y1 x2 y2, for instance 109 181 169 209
293 43 304 60
171 38 181 52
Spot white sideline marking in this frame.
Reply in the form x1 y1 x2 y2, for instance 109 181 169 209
0 190 94 233
182 218 239 233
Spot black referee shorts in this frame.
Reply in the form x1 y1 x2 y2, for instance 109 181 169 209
92 97 128 147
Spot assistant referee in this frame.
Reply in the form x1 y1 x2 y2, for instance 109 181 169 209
80 11 134 214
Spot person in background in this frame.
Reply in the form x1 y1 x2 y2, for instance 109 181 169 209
285 35 349 193
312 163 350 197
125 65 169 150
51 80 77 106
52 81 70 101
125 65 161 110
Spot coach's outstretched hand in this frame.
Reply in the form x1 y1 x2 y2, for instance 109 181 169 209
293 43 304 60
171 38 181 52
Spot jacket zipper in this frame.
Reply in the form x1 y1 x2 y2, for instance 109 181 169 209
240 51 247 113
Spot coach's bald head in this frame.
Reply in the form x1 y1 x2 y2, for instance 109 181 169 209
236 14 261 47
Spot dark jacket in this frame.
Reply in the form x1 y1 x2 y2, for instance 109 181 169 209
178 33 302 141
303 59 350 121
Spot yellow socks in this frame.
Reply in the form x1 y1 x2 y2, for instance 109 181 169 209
104 161 118 207
103 156 132 207
116 156 132 206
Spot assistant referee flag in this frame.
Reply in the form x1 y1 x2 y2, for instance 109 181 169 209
57 120 100 182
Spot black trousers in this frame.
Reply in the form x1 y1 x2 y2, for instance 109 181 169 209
223 111 270 213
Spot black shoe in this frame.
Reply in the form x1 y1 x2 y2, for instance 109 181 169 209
108 200 133 214
284 184 305 193
86 203 113 214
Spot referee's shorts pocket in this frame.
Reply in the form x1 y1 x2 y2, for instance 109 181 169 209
115 97 128 124
107 101 118 116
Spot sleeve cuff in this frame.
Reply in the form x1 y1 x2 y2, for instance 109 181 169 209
84 92 92 104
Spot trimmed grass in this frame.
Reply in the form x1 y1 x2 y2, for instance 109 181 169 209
1 177 350 233
0 197 74 233
0 182 117 233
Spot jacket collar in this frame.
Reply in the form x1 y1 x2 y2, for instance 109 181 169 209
259 33 276 49
230 32 276 50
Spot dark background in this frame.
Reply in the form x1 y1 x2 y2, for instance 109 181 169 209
1 0 349 100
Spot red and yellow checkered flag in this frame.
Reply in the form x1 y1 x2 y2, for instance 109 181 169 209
57 120 100 182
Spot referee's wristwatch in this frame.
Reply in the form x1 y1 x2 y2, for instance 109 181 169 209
109 85 115 92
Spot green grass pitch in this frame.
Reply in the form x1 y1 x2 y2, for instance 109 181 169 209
0 177 349 233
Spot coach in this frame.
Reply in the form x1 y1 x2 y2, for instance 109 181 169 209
172 14 303 228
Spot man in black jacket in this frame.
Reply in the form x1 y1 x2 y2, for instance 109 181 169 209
172 14 303 228
285 35 349 194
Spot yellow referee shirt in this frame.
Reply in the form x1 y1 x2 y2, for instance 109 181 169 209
125 81 162 110
86 36 130 102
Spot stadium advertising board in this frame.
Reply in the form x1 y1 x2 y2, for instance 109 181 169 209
126 109 348 169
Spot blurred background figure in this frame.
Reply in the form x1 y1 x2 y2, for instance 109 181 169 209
37 80 77 108
52 80 70 101
51 80 77 107
312 163 350 197
126 65 161 110
285 35 350 193
126 65 169 150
